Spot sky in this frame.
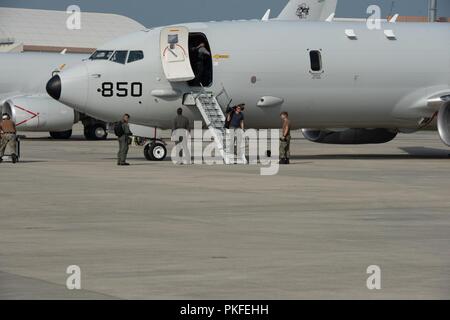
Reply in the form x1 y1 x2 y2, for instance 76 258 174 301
0 0 449 27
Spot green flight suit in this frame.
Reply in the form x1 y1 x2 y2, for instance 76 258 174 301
117 122 132 164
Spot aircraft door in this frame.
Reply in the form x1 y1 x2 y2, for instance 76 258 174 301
160 26 195 82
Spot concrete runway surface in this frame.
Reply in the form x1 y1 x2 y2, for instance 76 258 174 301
0 126 449 299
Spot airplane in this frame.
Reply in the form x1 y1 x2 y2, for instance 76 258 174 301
0 0 334 143
0 52 112 140
46 1 450 161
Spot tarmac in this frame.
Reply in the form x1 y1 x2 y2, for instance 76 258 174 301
0 125 449 299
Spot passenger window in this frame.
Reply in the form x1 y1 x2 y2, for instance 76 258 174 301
309 50 322 72
89 50 113 60
128 51 144 63
110 51 128 64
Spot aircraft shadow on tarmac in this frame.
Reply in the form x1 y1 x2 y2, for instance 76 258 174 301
290 147 450 160
23 136 116 142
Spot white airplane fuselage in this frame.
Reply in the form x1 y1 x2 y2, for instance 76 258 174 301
50 21 450 131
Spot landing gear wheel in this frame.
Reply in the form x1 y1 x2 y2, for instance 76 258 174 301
50 130 72 139
84 125 107 140
144 142 167 161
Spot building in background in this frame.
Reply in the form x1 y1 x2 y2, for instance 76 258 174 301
0 7 144 53
392 15 450 22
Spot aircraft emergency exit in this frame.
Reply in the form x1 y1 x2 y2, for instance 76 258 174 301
46 2 450 161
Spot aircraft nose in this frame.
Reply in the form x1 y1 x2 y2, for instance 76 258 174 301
46 75 61 100
47 63 89 112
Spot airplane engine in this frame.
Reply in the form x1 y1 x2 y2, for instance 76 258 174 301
437 103 450 146
302 128 398 145
2 96 77 132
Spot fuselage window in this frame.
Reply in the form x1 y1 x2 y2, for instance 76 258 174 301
110 51 128 64
309 50 322 72
128 51 144 63
89 50 114 60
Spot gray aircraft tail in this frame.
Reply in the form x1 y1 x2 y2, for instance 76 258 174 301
276 0 337 21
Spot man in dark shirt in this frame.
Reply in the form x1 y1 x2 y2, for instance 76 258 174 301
226 104 246 163
227 104 245 129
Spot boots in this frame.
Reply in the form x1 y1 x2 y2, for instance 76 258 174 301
279 158 290 165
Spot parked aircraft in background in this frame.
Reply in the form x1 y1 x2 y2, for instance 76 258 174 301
0 52 108 139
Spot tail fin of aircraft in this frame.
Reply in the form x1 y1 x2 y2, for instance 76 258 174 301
276 0 338 21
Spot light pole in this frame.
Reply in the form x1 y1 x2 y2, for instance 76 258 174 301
428 0 438 22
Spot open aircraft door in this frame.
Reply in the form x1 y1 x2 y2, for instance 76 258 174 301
160 26 195 82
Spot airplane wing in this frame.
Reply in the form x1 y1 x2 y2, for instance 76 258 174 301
276 0 337 21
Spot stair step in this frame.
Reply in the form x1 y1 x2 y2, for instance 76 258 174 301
195 93 247 165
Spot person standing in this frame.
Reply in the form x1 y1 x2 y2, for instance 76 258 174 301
226 104 245 130
0 114 18 164
226 104 245 163
194 42 211 86
115 113 133 166
172 108 191 164
279 112 291 165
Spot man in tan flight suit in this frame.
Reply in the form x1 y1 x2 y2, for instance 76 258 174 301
0 113 18 164
279 112 291 165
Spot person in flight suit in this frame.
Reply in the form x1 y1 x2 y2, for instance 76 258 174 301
279 112 291 165
117 113 133 166
172 108 191 164
0 113 18 164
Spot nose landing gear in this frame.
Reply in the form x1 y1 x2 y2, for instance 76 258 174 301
144 140 167 161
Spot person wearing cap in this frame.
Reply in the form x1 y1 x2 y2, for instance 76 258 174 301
172 108 191 164
279 112 291 165
0 113 18 163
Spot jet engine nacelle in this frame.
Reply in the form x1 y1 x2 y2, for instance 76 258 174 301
437 103 450 146
2 96 77 132
302 128 398 145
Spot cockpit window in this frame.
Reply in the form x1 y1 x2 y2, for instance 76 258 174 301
128 51 144 63
89 50 113 60
110 50 128 64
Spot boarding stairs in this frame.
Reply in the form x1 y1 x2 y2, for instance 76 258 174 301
194 91 247 164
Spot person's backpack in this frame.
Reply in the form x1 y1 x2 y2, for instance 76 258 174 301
114 122 125 137
224 110 234 129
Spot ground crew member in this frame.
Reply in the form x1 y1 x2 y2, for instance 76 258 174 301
0 113 18 164
225 104 245 162
279 112 291 165
172 108 191 164
226 104 245 130
116 113 133 166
